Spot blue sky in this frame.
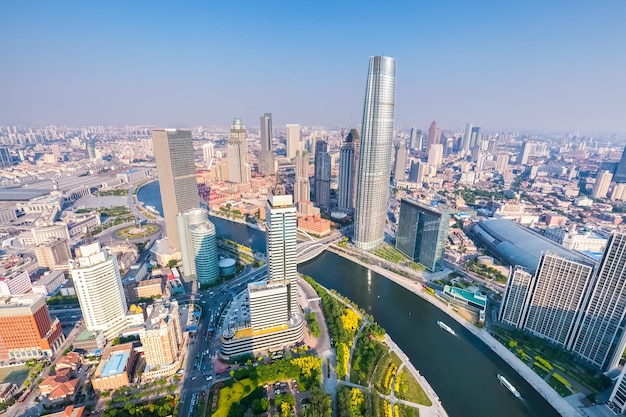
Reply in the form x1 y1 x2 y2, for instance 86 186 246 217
1 1 624 132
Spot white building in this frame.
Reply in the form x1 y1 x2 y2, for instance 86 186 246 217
69 242 128 340
591 170 612 199
0 270 32 296
285 124 301 159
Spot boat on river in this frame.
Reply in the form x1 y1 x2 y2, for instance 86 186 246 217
497 374 521 398
437 320 456 335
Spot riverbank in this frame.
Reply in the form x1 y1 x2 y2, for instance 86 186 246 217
326 245 584 417
209 210 266 231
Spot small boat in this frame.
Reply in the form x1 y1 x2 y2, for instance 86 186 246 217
437 321 456 335
497 374 521 398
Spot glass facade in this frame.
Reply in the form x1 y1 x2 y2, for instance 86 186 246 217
354 56 396 250
395 199 449 271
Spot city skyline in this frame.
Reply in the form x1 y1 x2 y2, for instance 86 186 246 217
1 2 625 132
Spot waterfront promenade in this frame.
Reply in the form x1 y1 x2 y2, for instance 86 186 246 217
326 246 584 417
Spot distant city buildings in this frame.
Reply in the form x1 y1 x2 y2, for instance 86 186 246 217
354 56 396 250
427 143 443 168
393 142 408 182
314 140 331 210
425 121 439 154
258 113 275 176
338 129 360 212
395 199 449 271
152 129 199 251
286 124 301 159
591 170 612 199
227 118 251 186
293 151 310 205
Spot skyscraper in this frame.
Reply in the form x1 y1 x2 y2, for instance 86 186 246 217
425 121 439 153
499 267 534 327
409 127 422 151
518 140 532 165
202 142 214 164
227 118 251 185
469 126 481 149
354 56 396 250
69 242 128 339
259 113 275 176
86 140 97 160
293 151 310 204
591 170 612 199
572 233 626 371
286 124 301 159
177 208 219 285
395 199 449 271
393 142 408 182
265 185 298 316
139 300 182 370
408 160 428 183
427 143 443 168
152 129 199 250
314 140 331 210
614 147 626 183
495 154 509 174
462 122 473 154
338 129 360 212
0 147 11 168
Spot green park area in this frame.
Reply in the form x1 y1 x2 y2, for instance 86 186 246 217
494 327 611 398
0 365 28 386
115 223 160 239
370 244 425 272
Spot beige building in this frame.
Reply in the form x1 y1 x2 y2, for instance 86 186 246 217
34 238 71 270
139 300 182 374
135 278 164 300
152 129 199 250
591 170 612 199
92 343 138 391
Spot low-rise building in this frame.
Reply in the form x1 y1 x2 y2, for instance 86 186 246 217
39 369 80 404
46 405 85 417
0 270 32 296
32 271 66 296
72 330 105 355
135 278 164 300
297 215 331 236
34 238 71 271
92 343 138 391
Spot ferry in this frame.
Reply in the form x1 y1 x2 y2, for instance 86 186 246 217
146 205 159 213
497 374 521 398
437 321 456 335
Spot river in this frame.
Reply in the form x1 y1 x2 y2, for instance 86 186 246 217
137 181 561 417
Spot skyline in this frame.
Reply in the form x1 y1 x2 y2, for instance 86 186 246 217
1 1 625 132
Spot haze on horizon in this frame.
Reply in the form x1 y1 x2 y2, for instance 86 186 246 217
1 1 625 133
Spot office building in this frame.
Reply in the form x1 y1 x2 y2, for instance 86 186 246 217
314 140 331 210
34 237 71 271
427 143 443 168
518 140 532 165
248 280 290 330
0 293 64 360
354 56 396 250
259 113 275 176
591 170 612 199
469 127 481 149
176 208 219 285
139 300 182 372
462 123 473 154
152 129 199 250
572 233 626 371
614 147 626 183
425 121 439 153
409 127 422 151
69 242 128 340
202 142 214 164
0 147 11 168
286 124 301 159
408 160 428 183
265 186 298 314
520 253 594 348
393 142 408 182
395 199 449 271
499 267 534 327
227 118 251 185
610 367 626 413
495 155 509 174
338 129 360 211
0 270 32 296
293 151 310 204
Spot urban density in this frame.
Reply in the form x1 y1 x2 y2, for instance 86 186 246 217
1 3 625 417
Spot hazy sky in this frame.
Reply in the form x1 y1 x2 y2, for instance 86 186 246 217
1 1 625 132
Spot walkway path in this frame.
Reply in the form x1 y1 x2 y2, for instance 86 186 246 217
328 246 585 417
346 321 368 382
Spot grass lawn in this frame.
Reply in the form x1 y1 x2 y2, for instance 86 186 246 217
398 404 420 417
547 375 574 397
396 368 432 406
373 351 403 395
212 379 255 417
0 365 28 385
532 364 549 379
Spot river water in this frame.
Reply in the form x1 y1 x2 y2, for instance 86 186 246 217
138 181 561 417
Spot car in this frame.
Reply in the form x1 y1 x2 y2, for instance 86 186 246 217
192 376 196 381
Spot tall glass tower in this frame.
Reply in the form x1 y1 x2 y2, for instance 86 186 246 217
354 56 396 250
177 208 219 285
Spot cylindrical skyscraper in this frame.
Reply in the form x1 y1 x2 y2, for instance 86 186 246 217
354 56 396 250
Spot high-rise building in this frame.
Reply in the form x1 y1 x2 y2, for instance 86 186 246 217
139 300 182 370
395 199 449 271
427 143 443 168
227 118 251 185
338 129 360 211
259 113 275 176
469 127 481 150
0 293 65 360
462 122 473 154
0 270 32 296
610 367 626 413
51 144 61 163
495 155 509 174
409 128 422 151
34 237 71 271
152 129 199 250
314 141 331 210
248 280 290 330
266 186 298 316
614 147 626 183
518 140 532 165
202 142 214 164
86 140 97 160
69 242 128 340
177 208 219 285
293 151 310 204
591 170 612 199
408 160 428 183
425 121 439 153
0 147 11 168
393 142 408 182
354 56 396 250
519 253 594 348
572 233 626 371
499 267 534 327
286 124 301 159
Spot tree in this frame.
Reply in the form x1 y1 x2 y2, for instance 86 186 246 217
167 260 178 268
303 386 332 417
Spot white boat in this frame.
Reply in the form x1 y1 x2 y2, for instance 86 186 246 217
497 374 521 398
437 321 456 335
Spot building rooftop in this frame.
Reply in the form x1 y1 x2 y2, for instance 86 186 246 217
101 352 129 377
444 285 486 308
74 329 102 342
